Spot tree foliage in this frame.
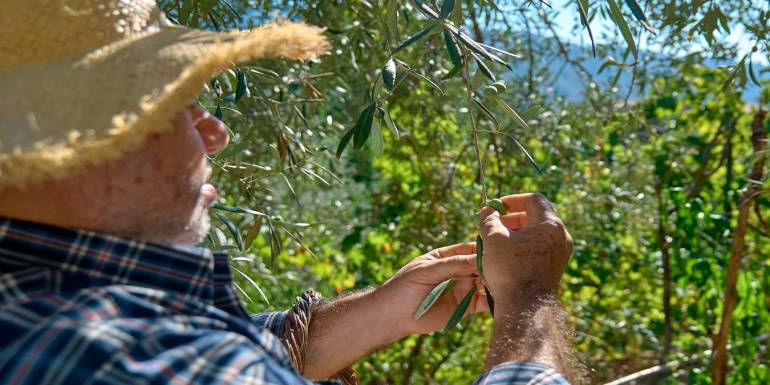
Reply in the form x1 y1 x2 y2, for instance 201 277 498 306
158 1 769 383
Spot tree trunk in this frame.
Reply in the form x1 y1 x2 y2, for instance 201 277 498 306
711 109 767 385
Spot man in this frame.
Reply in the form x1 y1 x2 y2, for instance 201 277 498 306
0 1 580 384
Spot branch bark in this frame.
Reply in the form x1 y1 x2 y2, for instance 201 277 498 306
711 109 767 385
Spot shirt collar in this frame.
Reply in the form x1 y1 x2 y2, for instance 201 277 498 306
0 217 247 317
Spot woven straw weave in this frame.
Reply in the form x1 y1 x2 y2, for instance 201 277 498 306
0 0 328 188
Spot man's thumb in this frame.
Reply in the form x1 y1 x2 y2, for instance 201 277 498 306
479 207 509 240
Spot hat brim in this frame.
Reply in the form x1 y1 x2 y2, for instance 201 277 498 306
0 21 328 188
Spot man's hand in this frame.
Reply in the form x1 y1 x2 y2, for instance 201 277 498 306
480 193 573 300
479 193 581 382
377 242 489 335
302 243 488 379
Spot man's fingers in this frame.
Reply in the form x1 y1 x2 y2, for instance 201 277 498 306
500 193 557 225
433 242 475 258
501 212 528 231
479 207 510 241
421 254 477 282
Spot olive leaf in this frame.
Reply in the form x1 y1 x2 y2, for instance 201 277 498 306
392 20 439 54
381 106 400 138
624 0 655 33
383 59 397 91
471 52 496 81
215 212 243 251
444 287 475 331
485 286 495 315
443 30 462 69
495 97 530 130
439 0 455 19
576 0 596 57
485 198 507 215
413 279 455 321
607 0 637 60
234 70 248 102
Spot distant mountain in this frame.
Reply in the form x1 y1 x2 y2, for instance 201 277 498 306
503 37 763 103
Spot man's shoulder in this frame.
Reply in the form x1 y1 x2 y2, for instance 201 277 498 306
0 282 295 385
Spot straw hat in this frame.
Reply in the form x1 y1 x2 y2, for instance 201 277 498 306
0 0 329 188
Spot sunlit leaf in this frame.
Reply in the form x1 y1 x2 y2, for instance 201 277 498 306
413 279 454 320
232 266 269 305
370 121 384 157
520 105 544 121
213 203 267 217
608 0 638 60
381 107 400 138
383 58 397 91
495 97 529 130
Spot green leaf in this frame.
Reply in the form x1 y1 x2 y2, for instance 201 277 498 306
381 107 400 138
392 21 438 54
472 97 500 127
608 0 638 60
370 121 384 157
444 288 474 331
383 59 397 91
475 235 483 275
215 212 243 251
444 30 462 68
576 0 596 57
336 126 355 158
455 31 511 70
413 279 454 321
406 71 445 95
510 134 544 175
748 58 760 86
520 105 543 121
485 286 494 315
485 198 507 215
213 203 267 217
624 0 655 33
495 97 529 130
214 105 223 119
440 0 455 19
472 52 496 81
232 266 269 305
234 70 248 103
353 104 376 149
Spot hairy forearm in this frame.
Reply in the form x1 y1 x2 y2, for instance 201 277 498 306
486 293 583 383
302 288 404 379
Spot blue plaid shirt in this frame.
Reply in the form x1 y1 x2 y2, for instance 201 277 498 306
0 217 569 385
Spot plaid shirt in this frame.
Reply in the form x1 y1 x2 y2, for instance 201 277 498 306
0 217 569 385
